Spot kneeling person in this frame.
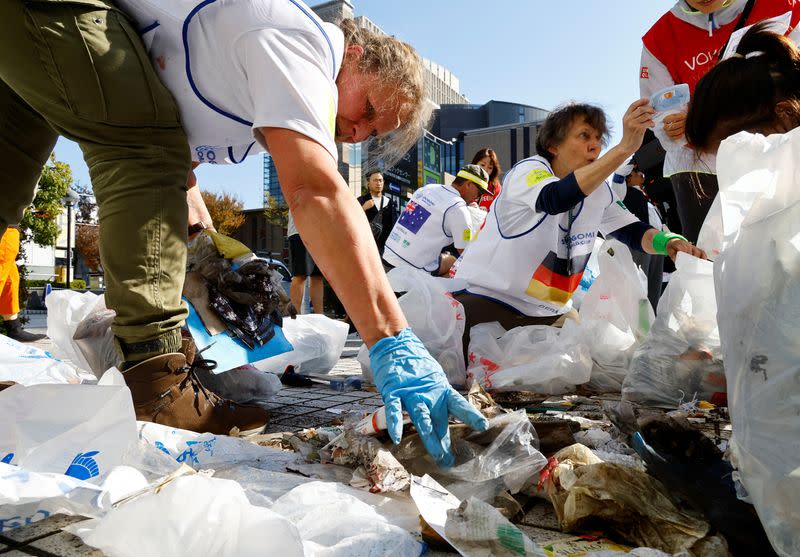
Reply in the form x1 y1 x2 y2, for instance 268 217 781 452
383 164 490 276
454 101 705 363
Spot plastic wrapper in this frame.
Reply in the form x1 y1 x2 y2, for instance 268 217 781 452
359 266 467 386
711 130 800 557
0 335 85 386
622 253 725 408
466 320 592 394
395 411 547 505
579 240 654 393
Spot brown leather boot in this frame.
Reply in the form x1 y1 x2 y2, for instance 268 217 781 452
122 353 269 436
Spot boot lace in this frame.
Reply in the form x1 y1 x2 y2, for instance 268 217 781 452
180 357 226 407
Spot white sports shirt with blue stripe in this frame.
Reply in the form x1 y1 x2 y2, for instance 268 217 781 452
115 0 344 164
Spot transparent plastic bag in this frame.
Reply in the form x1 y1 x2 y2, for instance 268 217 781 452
712 130 800 557
466 320 592 394
394 411 547 505
622 253 725 408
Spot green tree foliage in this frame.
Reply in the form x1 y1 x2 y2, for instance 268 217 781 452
19 154 71 247
263 195 289 228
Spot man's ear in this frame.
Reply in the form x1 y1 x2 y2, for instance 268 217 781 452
344 44 365 61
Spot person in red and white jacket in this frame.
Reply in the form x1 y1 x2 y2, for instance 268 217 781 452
640 0 800 243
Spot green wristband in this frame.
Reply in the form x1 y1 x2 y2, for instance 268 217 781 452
653 231 687 255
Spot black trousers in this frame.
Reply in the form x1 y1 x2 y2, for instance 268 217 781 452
669 172 719 244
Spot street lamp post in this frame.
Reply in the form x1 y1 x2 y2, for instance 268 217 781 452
62 189 79 288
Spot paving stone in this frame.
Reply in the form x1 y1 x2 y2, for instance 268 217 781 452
262 423 297 434
270 415 331 428
2 515 87 544
520 499 561 531
320 395 356 403
268 404 315 416
28 531 105 557
300 398 342 409
2 550 36 556
269 396 307 405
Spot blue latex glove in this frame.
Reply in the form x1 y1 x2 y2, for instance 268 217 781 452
369 328 489 468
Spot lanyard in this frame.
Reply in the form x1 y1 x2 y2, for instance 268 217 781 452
564 206 579 276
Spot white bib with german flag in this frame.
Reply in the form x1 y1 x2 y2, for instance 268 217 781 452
383 184 473 273
455 156 637 316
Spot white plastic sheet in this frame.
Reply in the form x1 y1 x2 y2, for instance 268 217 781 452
466 320 591 394
712 130 800 557
360 267 467 386
0 335 85 386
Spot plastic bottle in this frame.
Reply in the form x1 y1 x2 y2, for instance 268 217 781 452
355 406 411 435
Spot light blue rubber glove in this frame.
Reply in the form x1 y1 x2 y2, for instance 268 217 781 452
369 328 489 468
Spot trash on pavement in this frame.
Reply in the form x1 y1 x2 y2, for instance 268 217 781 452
542 445 714 555
411 474 546 557
623 253 726 409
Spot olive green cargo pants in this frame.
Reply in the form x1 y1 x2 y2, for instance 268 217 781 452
0 0 190 361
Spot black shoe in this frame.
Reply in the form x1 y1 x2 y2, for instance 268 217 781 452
3 318 46 342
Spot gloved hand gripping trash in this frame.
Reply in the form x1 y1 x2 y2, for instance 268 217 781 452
369 328 489 468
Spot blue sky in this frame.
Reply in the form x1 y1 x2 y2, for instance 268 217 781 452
53 0 675 209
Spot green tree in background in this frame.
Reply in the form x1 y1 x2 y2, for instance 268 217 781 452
20 154 71 247
15 154 73 315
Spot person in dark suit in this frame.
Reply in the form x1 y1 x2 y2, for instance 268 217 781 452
357 170 396 254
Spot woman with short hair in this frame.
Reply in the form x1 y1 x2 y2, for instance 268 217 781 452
454 100 705 362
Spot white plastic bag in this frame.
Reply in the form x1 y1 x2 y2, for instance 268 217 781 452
0 335 84 385
466 320 592 394
0 382 137 476
712 130 800 557
45 290 106 372
252 314 348 375
360 267 467 386
623 253 725 408
72 474 305 557
579 240 654 392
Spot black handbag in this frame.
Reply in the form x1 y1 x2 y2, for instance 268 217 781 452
369 196 385 239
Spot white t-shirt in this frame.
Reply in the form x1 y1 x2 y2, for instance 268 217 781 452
455 156 639 316
114 0 343 164
383 184 474 273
